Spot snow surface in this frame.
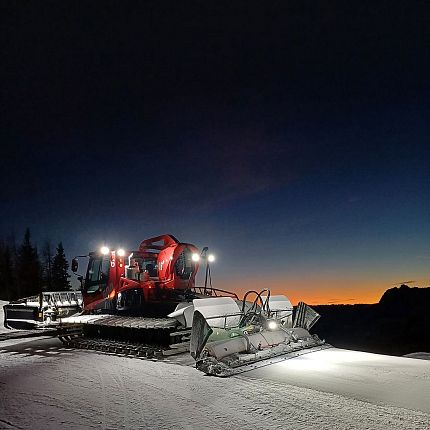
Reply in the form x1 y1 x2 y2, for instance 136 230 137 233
245 348 430 413
0 336 429 430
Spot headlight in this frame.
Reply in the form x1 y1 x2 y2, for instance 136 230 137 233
267 320 278 330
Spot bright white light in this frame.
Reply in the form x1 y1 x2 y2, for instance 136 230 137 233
208 254 215 263
117 248 125 257
277 349 380 373
191 253 200 262
100 246 110 255
283 354 334 372
268 320 278 330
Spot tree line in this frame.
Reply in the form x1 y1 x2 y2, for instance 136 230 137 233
0 228 71 301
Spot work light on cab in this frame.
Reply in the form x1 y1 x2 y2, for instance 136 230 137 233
100 246 110 255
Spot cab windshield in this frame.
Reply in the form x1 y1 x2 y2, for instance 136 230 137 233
85 256 110 293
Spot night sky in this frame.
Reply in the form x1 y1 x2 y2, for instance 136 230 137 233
2 1 429 304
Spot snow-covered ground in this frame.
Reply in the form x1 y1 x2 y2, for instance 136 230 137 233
246 348 430 413
0 336 429 430
1 300 429 428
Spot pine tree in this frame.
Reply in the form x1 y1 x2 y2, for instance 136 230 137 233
16 228 41 298
8 234 19 300
0 242 16 301
0 240 6 300
52 242 71 291
41 241 53 291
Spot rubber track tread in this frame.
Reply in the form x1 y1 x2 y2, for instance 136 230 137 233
57 317 191 359
61 335 184 359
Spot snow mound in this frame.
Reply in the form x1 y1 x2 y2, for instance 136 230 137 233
404 352 430 360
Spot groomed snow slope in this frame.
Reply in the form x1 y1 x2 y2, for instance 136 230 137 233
0 336 429 430
245 348 430 413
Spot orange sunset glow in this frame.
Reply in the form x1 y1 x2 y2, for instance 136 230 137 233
216 276 430 305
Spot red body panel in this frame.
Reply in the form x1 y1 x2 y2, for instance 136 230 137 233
82 234 199 312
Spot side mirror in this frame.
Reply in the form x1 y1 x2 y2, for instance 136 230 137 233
71 258 79 273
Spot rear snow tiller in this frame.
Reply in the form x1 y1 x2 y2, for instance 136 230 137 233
187 290 331 376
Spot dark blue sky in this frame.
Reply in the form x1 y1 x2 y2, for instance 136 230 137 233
1 1 429 302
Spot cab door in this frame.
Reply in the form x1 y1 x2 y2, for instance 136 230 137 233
83 255 111 310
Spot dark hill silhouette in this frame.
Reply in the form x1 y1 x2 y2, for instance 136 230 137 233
379 284 430 310
312 285 430 356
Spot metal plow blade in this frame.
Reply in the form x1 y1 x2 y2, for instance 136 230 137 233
190 293 330 377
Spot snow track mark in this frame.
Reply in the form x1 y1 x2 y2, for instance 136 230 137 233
0 338 429 429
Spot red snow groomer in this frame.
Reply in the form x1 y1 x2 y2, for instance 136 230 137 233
5 233 328 372
59 234 235 353
75 234 202 315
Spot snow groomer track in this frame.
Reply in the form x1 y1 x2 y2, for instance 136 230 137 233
57 314 191 358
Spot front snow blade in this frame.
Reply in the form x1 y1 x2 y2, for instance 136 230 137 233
3 304 39 330
190 310 213 360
